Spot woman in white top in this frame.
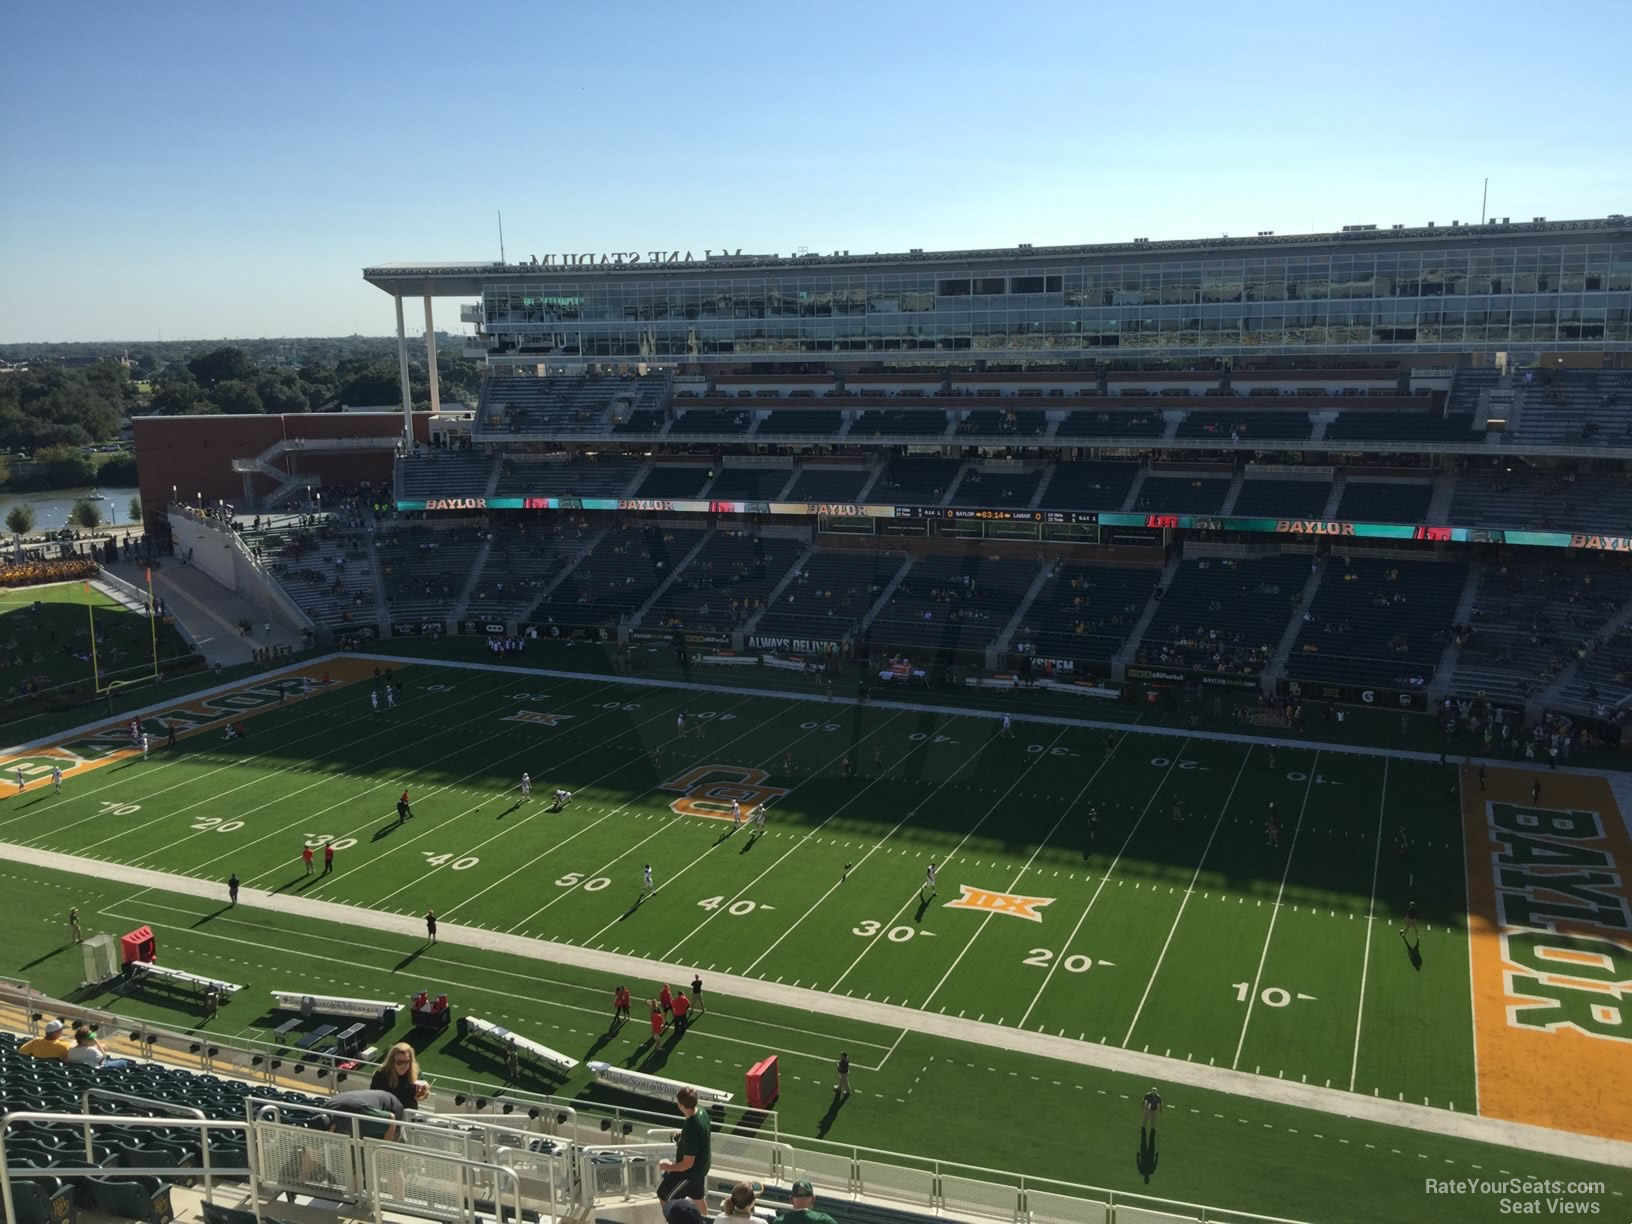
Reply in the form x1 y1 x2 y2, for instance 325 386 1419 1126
714 1181 774 1223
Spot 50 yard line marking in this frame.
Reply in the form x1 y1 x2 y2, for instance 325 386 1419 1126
1231 750 1321 1071
1349 757 1388 1092
1121 748 1254 1048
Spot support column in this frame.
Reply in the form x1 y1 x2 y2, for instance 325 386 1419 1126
422 294 442 418
395 295 414 448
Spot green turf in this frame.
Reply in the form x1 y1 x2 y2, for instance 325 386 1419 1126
1 581 196 704
0 658 1628 1223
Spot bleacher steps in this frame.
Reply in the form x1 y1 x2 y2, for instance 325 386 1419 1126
1219 469 1247 516
1537 586 1632 710
450 533 495 622
1119 467 1149 514
1428 562 1485 700
518 528 609 623
1161 412 1183 443
1116 552 1184 665
1027 464 1057 510
993 560 1054 654
1265 555 1328 681
741 540 819 635
1321 473 1346 520
621 461 655 498
1426 470 1458 523
860 554 915 632
483 457 503 498
940 462 973 506
1309 413 1334 443
360 529 392 635
772 467 802 501
855 464 886 502
631 529 715 627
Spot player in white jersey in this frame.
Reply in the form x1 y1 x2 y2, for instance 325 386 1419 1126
52 766 62 794
551 788 572 811
370 690 379 713
14 767 23 793
520 773 532 800
141 734 149 760
641 864 654 897
731 799 743 827
1000 714 1013 739
676 713 687 739
753 802 766 829
921 861 938 900
303 676 313 697
386 685 396 708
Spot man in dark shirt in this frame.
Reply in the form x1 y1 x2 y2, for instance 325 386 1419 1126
774 1180 837 1224
323 1089 404 1141
657 1086 710 1217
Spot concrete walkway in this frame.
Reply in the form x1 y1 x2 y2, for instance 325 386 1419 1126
5 839 1628 1171
105 561 305 668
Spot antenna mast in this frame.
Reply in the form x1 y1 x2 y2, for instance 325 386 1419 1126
498 211 506 264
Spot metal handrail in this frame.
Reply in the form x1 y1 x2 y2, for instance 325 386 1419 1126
0 1111 255 1224
364 1139 525 1224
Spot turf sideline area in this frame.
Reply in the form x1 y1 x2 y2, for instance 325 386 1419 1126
6 838 1628 1172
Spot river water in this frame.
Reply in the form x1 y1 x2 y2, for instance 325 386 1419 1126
0 486 143 531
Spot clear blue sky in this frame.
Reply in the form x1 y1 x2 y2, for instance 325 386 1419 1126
2 0 1627 344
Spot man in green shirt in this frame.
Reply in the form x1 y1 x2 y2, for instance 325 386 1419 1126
657 1086 711 1216
774 1180 838 1224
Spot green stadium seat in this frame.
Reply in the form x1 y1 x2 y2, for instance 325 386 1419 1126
86 1177 173 1224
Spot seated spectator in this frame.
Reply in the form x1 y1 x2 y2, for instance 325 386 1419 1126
715 1181 773 1222
773 1181 837 1224
20 1019 72 1060
65 1027 131 1070
370 1041 430 1112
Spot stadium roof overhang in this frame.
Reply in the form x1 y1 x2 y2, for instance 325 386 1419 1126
362 263 501 297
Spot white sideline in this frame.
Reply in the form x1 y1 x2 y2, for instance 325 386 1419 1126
4 840 1630 1172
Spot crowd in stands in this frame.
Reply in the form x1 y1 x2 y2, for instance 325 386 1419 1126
0 556 96 588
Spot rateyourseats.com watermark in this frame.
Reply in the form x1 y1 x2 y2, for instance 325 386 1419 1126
1425 1178 1609 1215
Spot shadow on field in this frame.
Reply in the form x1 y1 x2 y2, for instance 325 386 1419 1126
1137 1130 1159 1182
1401 936 1423 971
815 1090 849 1138
191 905 232 927
371 821 403 843
393 947 427 972
17 943 74 971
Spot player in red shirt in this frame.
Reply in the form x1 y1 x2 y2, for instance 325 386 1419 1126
649 1001 664 1040
323 843 335 875
659 983 673 1016
302 845 315 875
672 991 691 1034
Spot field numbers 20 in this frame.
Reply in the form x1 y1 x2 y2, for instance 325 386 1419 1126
554 872 611 892
853 920 916 942
1150 757 1201 770
190 817 243 833
1023 948 1092 972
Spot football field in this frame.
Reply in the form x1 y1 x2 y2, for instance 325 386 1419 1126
2 652 1630 1215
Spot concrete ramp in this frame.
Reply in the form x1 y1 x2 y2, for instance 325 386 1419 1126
105 561 305 668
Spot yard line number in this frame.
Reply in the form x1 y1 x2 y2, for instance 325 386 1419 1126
554 872 612 892
422 851 479 870
1023 948 1093 972
101 801 141 816
853 920 918 943
699 896 763 917
190 816 242 833
304 834 357 851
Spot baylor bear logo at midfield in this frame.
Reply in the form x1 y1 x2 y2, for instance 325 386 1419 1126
658 765 789 820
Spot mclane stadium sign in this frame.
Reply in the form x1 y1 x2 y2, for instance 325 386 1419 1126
526 249 744 267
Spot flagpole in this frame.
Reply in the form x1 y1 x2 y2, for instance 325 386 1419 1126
145 566 160 679
84 581 102 693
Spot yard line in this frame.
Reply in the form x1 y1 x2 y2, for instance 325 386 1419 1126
135 682 661 892
581 711 910 951
1349 758 1389 1092
1230 751 1321 1070
32 672 526 853
416 691 795 918
358 687 736 907
685 712 988 966
1017 747 1187 1029
0 669 454 833
918 732 1126 1012
1458 764 1481 1116
493 703 878 934
828 727 1071 993
1121 748 1255 1048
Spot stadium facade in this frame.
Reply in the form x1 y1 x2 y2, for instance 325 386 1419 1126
365 216 1632 381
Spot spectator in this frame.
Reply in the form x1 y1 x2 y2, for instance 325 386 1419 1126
20 1019 71 1060
715 1181 769 1222
773 1181 837 1224
65 1028 131 1070
322 1089 404 1141
672 990 691 1034
370 1042 429 1112
657 1086 711 1219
